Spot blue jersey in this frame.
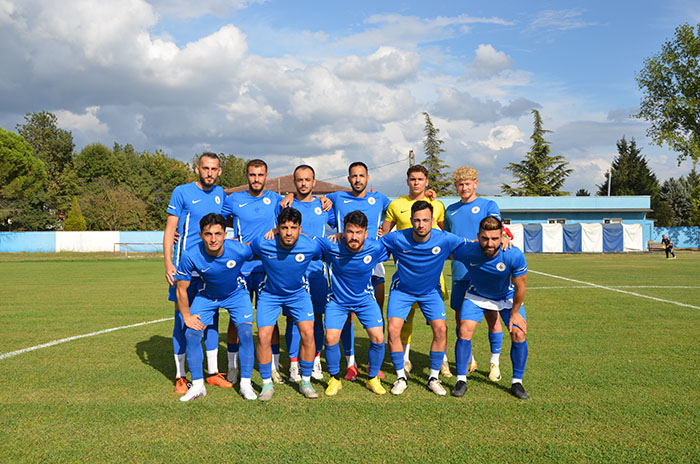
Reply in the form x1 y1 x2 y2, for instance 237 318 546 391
327 190 390 239
251 234 322 297
452 242 528 300
221 190 282 273
290 197 335 274
381 229 466 296
166 182 225 267
445 197 501 282
318 237 389 306
176 240 253 300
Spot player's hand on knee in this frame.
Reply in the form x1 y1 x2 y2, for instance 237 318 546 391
508 312 527 335
184 314 204 331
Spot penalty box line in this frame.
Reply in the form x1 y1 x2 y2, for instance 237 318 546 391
529 270 700 311
0 317 171 361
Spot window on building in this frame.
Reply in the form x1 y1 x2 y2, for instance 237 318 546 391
548 218 566 224
603 218 623 224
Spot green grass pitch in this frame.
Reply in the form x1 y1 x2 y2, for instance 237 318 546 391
1 251 699 463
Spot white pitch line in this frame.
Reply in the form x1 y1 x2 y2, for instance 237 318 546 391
529 285 700 290
0 317 171 361
529 270 700 310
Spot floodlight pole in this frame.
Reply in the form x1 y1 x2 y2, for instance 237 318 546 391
607 170 611 196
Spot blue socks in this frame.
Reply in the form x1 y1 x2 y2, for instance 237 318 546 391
455 337 472 376
300 359 314 378
325 342 341 376
511 340 528 379
236 323 254 379
172 310 186 355
314 317 324 355
429 350 444 372
488 331 502 354
184 327 204 381
390 351 404 371
340 318 355 356
368 341 385 378
203 311 219 352
259 361 272 381
285 318 300 359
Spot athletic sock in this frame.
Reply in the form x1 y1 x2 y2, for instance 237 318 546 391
205 349 218 374
340 318 355 356
174 354 186 378
457 374 467 382
259 361 272 382
191 378 204 389
300 359 314 379
227 343 239 370
403 343 411 362
271 344 280 371
490 353 501 365
184 328 204 381
346 354 356 368
510 340 528 380
442 352 449 363
455 337 471 376
368 341 385 378
240 377 252 388
512 378 522 385
390 351 405 376
325 342 341 376
314 317 324 355
488 331 503 357
236 323 254 379
429 350 444 373
285 318 300 360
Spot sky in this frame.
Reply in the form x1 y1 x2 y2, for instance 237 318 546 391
1 0 699 197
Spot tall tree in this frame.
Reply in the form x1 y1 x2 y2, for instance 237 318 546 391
659 177 693 226
421 112 452 195
502 109 572 196
636 23 700 164
80 178 148 230
64 196 87 231
597 137 660 196
575 188 590 196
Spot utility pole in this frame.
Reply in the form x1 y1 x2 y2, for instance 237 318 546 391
408 149 414 167
607 170 611 196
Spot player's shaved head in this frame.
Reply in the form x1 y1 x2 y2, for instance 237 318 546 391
294 164 316 179
198 152 220 165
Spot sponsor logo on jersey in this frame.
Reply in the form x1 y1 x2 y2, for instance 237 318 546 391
343 199 353 203
400 209 409 214
295 253 305 262
263 197 271 205
192 199 201 204
314 207 322 215
238 202 249 207
368 197 376 205
471 206 480 214
200 267 211 273
363 255 372 264
432 246 441 255
450 210 458 215
215 196 221 204
496 262 506 272
244 313 252 318
226 260 236 269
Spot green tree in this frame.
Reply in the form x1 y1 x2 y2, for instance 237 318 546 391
636 23 700 164
658 177 693 226
0 126 47 227
80 178 147 230
421 112 452 195
575 188 590 196
597 137 660 196
63 196 87 231
74 143 118 183
502 110 572 196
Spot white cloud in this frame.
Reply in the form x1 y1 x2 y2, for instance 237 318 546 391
467 44 514 79
479 125 525 150
55 106 110 137
528 9 599 32
147 0 267 19
335 46 420 84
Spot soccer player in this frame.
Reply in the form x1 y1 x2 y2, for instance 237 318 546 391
380 164 451 378
445 166 508 382
283 165 335 382
451 216 530 399
253 208 323 400
163 152 232 394
661 234 677 259
326 162 391 380
175 214 257 402
382 201 466 395
318 211 388 396
221 159 284 384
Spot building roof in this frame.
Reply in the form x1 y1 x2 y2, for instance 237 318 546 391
226 174 350 195
437 195 652 212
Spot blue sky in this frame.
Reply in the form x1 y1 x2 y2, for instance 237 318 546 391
1 0 698 196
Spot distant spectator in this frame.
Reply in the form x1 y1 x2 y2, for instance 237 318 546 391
661 234 677 259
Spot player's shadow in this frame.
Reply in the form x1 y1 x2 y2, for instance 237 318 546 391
350 336 431 384
135 335 176 381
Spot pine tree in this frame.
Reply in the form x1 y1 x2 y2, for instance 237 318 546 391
63 196 86 231
421 112 452 195
501 110 572 196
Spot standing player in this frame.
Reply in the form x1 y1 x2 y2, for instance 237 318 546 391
164 152 232 394
380 164 451 378
451 216 530 399
284 165 335 382
318 211 388 396
253 208 323 400
175 214 257 401
382 201 466 395
221 159 284 384
326 162 391 380
445 166 507 382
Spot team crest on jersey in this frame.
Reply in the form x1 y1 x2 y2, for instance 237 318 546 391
314 207 322 215
215 196 221 204
432 246 441 255
471 206 480 214
496 262 506 272
363 255 373 264
226 260 236 268
368 197 376 205
263 197 271 205
295 253 305 262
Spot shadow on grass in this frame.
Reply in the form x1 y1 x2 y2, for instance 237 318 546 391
135 335 175 382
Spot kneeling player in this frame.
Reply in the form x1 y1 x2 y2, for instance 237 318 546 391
319 211 388 396
176 213 257 401
451 216 529 399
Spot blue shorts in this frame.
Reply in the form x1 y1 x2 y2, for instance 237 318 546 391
387 287 446 323
450 280 469 311
257 290 314 328
325 298 383 330
371 262 385 286
307 269 329 316
459 298 527 328
243 271 265 303
190 288 254 327
168 276 202 303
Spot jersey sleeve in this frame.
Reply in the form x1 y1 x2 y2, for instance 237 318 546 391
433 200 446 225
166 187 184 217
175 252 194 282
379 193 391 212
384 200 399 223
444 207 454 232
380 232 397 254
510 248 528 278
486 200 501 220
239 242 254 262
221 194 233 218
451 240 480 262
446 231 467 252
373 239 390 262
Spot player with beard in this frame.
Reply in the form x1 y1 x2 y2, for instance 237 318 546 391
164 152 231 395
451 216 530 399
